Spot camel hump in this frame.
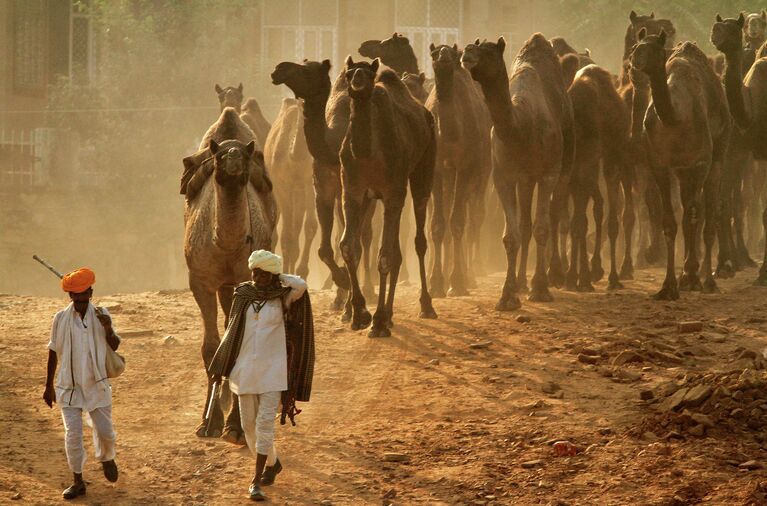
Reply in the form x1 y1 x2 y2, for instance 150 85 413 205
670 41 708 65
757 41 767 59
577 64 615 88
517 32 559 66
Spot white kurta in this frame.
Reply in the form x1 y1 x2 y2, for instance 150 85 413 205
48 305 113 412
228 274 307 396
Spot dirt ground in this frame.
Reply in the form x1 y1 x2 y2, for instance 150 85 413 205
2 265 767 505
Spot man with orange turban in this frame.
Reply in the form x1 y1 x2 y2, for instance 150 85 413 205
43 268 122 500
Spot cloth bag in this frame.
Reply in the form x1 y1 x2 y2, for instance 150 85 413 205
96 307 125 378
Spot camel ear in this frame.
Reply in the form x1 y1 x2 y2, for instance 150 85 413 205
345 55 354 68
716 13 723 23
371 58 380 73
497 36 506 54
429 42 436 52
237 83 243 93
474 38 481 46
762 9 766 20
650 11 655 19
453 43 459 51
321 59 332 72
244 140 256 158
585 48 591 57
637 27 647 41
418 72 426 84
215 84 223 94
630 10 638 23
392 32 398 38
209 139 220 155
738 12 746 28
658 29 667 46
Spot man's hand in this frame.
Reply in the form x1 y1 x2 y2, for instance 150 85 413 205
96 311 113 332
43 384 56 408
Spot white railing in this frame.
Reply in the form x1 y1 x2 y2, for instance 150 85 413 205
0 129 39 187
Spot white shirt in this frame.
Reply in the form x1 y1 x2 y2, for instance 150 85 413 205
228 274 307 396
48 306 113 411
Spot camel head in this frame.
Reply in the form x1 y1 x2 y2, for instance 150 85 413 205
744 10 767 40
215 83 244 113
711 13 746 54
430 44 461 71
271 60 332 102
209 139 256 189
359 33 419 74
630 28 668 75
401 72 428 103
628 11 676 49
560 54 581 87
345 56 379 100
550 37 578 58
461 37 506 83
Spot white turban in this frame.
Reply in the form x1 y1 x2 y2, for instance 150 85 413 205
248 249 282 274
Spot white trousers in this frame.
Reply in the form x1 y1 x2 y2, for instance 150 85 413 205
61 406 116 474
238 392 280 465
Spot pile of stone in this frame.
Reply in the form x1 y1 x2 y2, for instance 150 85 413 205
636 368 767 439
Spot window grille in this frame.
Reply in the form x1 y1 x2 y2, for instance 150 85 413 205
70 0 97 86
13 0 46 93
395 0 462 78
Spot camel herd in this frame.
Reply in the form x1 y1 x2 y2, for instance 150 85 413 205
179 10 767 441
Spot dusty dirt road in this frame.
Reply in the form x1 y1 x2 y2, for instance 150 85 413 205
2 266 767 505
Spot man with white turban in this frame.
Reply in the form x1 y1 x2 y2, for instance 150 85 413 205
210 250 307 501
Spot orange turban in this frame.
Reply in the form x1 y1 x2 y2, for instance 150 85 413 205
61 268 95 293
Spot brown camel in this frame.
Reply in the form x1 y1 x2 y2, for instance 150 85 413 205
263 98 317 279
215 83 243 112
359 33 420 76
629 30 730 299
425 43 492 297
712 15 767 285
339 57 437 336
550 37 594 86
402 71 429 103
566 64 632 292
461 34 574 308
183 107 277 442
240 97 272 150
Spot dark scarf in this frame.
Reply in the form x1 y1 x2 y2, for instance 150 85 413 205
207 281 315 425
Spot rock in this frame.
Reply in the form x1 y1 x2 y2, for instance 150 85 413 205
731 408 745 418
678 321 703 333
640 390 655 401
541 382 561 394
691 413 715 428
598 427 613 435
469 341 492 349
427 359 440 366
162 335 178 346
516 315 531 323
580 347 600 356
596 366 614 377
739 460 762 470
10 493 21 500
612 350 643 366
121 329 155 338
578 353 599 365
99 301 122 313
521 459 544 469
382 489 397 500
682 385 712 408
738 369 764 389
642 431 659 441
383 453 410 462
660 387 689 413
687 424 706 437
321 500 333 506
613 368 641 382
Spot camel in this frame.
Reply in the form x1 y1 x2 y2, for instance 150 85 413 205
550 37 594 86
425 43 492 297
712 15 767 285
629 30 730 299
263 98 317 279
215 83 243 112
240 97 272 150
183 107 277 443
402 72 429 103
359 33 420 76
461 34 574 309
623 11 676 65
338 57 437 337
566 64 632 292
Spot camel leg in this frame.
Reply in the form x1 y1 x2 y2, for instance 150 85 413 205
531 175 555 302
734 156 757 268
360 200 377 300
297 187 318 279
547 175 568 288
652 167 679 300
370 196 405 337
566 184 588 292
494 174 521 311
448 166 470 297
411 146 438 320
677 168 705 292
399 197 412 285
644 178 665 265
190 278 224 438
340 184 372 331
466 188 487 286
314 174 349 308
701 161 721 294
590 177 605 282
756 198 767 286
747 161 766 252
619 162 636 280
716 148 740 278
605 163 623 291
429 169 447 298
517 179 532 294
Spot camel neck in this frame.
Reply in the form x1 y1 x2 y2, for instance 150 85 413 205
722 48 752 129
630 81 651 141
477 74 515 144
434 68 460 142
647 68 677 126
388 56 419 75
289 110 308 159
214 183 250 252
746 34 765 52
349 96 373 159
302 95 337 166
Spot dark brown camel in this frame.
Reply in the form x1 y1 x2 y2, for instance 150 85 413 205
240 97 272 150
425 43 492 297
712 15 767 285
550 37 594 86
629 30 731 299
461 34 574 309
271 59 352 313
566 64 632 292
183 108 276 444
215 83 243 112
339 57 437 336
359 33 420 75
